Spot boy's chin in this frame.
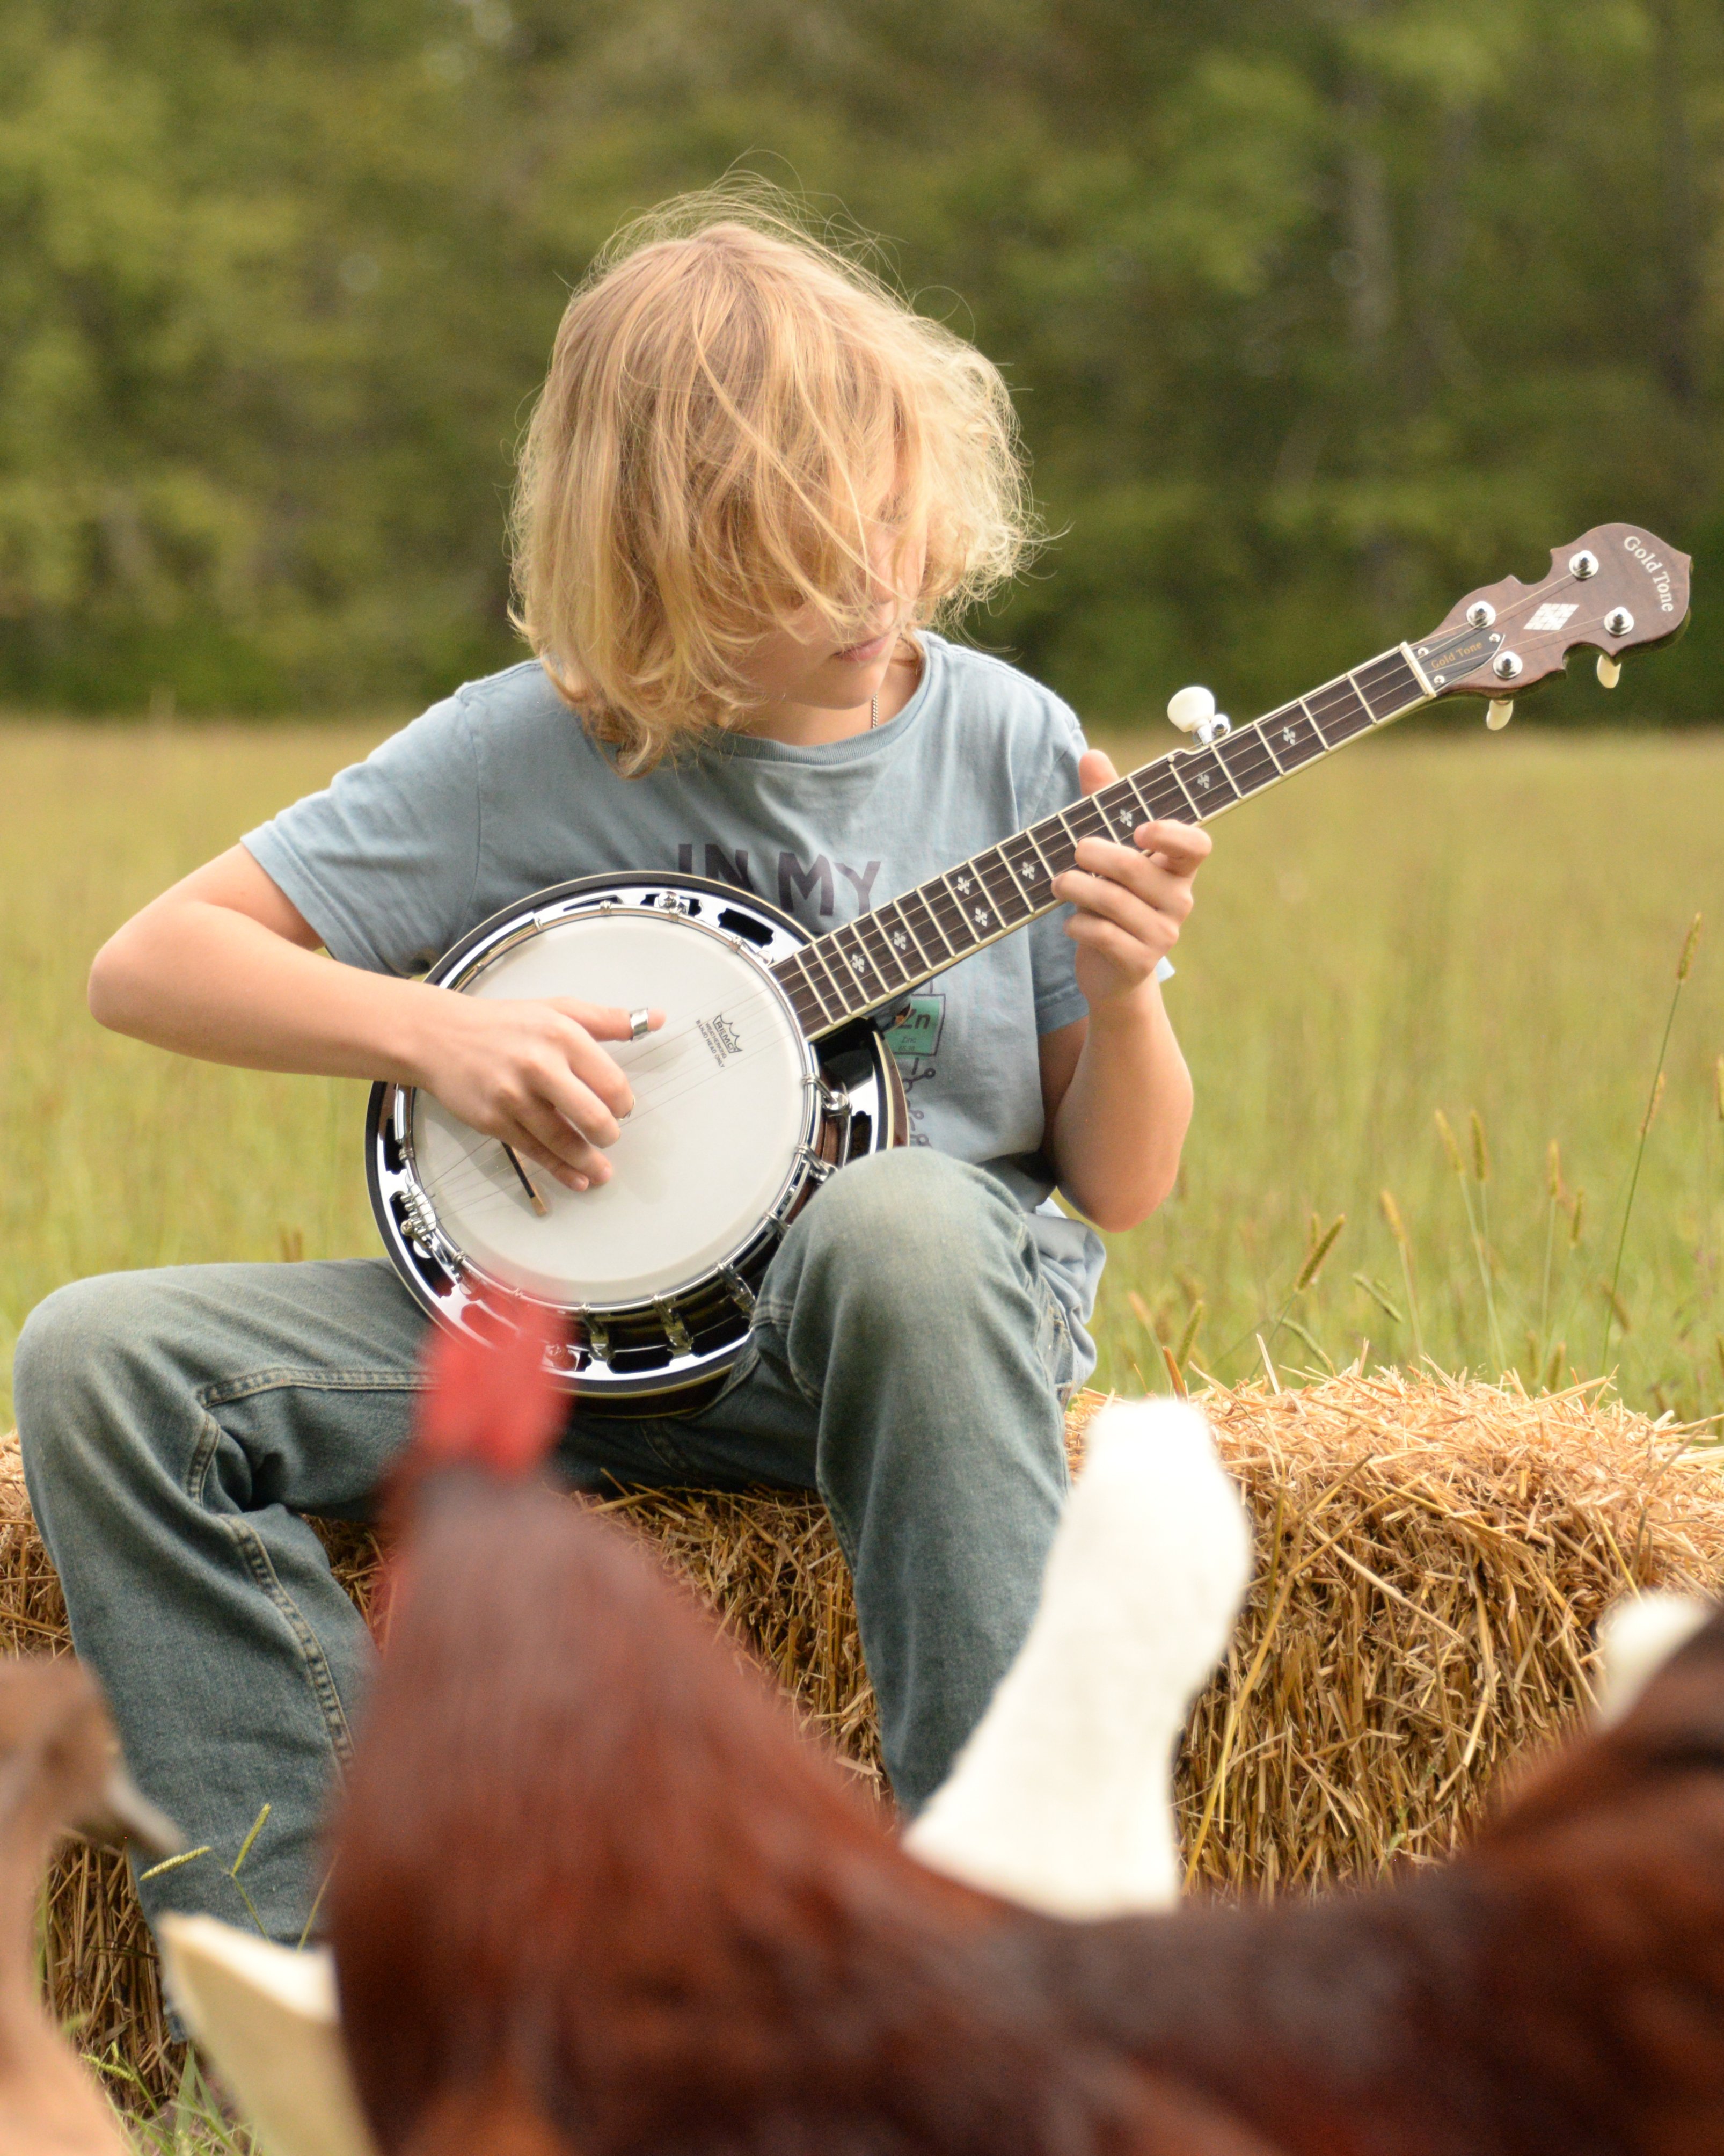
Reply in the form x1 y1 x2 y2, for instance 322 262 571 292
803 653 896 709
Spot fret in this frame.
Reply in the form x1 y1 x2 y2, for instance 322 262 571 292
882 895 936 973
853 909 912 989
1216 725 1279 797
1158 761 1203 820
777 959 828 1033
1094 780 1149 845
1355 650 1423 722
941 863 1001 945
801 935 856 1019
928 873 978 953
976 847 1033 925
1259 702 1327 770
1051 795 1111 857
830 920 887 1000
901 884 958 962
1306 674 1374 743
1031 811 1079 875
1020 824 1058 878
1002 831 1056 907
1343 672 1380 732
1129 763 1193 824
1353 649 1406 691
1171 742 1241 811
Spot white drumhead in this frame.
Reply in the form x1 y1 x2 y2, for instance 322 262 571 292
411 909 812 1304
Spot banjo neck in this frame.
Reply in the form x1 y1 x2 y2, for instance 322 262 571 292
771 510 1693 1043
767 640 1435 1042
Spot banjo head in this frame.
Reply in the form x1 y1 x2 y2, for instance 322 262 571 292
413 905 815 1305
366 874 904 1404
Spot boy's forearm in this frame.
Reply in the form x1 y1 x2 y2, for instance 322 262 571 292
89 899 435 1085
1049 986 1193 1234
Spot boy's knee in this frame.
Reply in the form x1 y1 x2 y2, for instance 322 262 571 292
17 1278 114 1414
14 1274 171 1488
785 1150 1025 1337
801 1147 1009 1257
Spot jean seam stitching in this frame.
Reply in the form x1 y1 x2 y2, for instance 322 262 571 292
637 1427 706 1476
184 1414 223 1507
744 1310 823 1410
221 1516 356 1766
813 1470 861 1574
198 1370 430 1410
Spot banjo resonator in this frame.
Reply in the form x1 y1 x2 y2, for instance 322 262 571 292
367 873 905 1413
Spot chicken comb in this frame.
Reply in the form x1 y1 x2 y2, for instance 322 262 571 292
412 1302 568 1480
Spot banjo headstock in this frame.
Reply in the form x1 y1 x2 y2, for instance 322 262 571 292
1410 522 1690 718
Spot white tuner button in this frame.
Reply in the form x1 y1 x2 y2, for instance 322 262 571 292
1167 685 1216 734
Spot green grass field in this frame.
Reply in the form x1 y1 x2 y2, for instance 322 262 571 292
2 719 1722 1433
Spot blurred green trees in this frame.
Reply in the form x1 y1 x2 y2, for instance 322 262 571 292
2 0 1720 721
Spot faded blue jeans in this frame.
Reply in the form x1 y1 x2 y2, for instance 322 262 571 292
13 1149 1077 1945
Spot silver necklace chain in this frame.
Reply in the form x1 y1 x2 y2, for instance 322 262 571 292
869 694 878 730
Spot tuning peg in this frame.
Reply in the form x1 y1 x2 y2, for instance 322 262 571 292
1597 654 1622 689
1486 698 1514 730
1167 685 1215 733
1167 684 1231 746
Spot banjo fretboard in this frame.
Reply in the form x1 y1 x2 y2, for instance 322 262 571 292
768 642 1431 1039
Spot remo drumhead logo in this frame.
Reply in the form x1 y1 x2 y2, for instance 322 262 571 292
696 1012 745 1068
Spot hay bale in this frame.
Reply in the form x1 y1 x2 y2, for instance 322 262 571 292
1177 1371 1724 1890
3 1371 1721 2108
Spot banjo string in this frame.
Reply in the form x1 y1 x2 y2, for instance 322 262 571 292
417 1021 813 1215
467 958 867 1128
413 929 907 1219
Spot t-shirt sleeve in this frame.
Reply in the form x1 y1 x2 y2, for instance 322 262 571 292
242 693 483 976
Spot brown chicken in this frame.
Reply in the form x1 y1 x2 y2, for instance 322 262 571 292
0 1658 179 2156
331 1320 1724 2156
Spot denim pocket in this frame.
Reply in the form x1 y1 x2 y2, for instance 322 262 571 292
1024 1241 1080 1403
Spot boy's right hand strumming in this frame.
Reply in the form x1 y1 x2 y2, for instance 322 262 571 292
408 993 661 1192
87 841 658 1194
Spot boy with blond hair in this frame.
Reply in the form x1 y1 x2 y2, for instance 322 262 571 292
15 193 1209 1942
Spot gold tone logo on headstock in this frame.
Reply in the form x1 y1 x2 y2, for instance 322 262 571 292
1418 522 1691 711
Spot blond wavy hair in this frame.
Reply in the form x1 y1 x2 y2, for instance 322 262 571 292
509 186 1036 772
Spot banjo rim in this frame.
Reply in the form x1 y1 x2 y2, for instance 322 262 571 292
365 871 904 1403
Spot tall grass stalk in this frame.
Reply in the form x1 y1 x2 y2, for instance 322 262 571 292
1378 1189 1425 1365
109 2051 257 2153
1599 913 1703 1371
1537 1140 1562 1372
1435 1109 1507 1374
1235 1211 1345 1372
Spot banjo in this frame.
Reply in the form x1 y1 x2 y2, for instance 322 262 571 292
368 522 1690 1407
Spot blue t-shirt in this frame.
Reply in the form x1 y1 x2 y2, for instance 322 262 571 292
245 634 1119 1372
